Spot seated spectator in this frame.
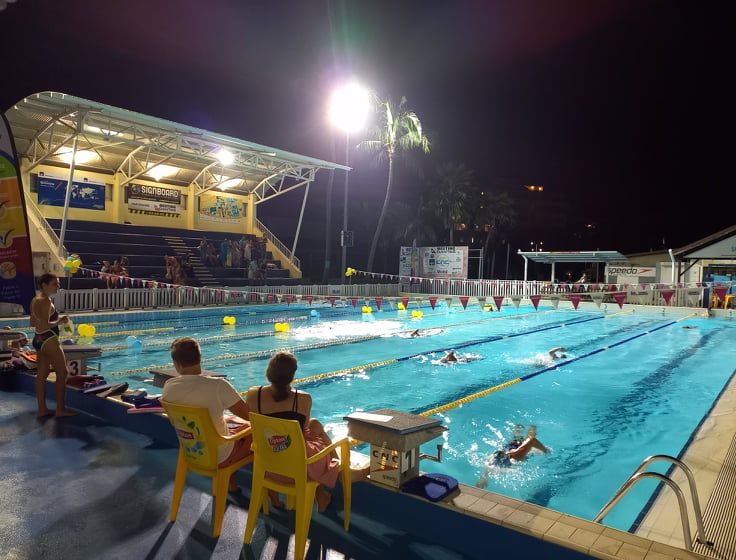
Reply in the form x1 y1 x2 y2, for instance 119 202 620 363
181 255 194 278
165 256 185 285
162 338 252 492
198 237 208 263
206 243 218 267
248 259 258 280
107 259 124 289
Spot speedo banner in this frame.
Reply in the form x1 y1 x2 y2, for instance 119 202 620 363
0 114 36 314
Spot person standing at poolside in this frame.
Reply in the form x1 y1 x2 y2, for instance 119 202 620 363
30 273 76 418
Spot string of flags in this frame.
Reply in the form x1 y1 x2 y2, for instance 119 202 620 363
75 266 733 310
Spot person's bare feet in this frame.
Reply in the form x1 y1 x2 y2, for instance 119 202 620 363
350 465 370 483
37 408 54 418
55 409 78 418
315 487 332 513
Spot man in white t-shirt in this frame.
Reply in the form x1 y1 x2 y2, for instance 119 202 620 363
163 337 252 492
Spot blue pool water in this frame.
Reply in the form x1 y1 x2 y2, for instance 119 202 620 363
58 303 736 531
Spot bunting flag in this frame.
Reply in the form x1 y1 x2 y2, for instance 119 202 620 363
529 294 541 310
459 296 469 309
375 297 383 310
549 294 560 309
400 296 409 308
284 294 293 305
267 293 274 303
429 296 438 310
569 295 582 310
351 297 358 308
328 297 336 307
493 296 505 311
686 288 700 307
306 295 313 306
510 295 521 309
591 293 604 308
613 292 626 309
714 286 728 303
660 289 674 305
445 297 453 308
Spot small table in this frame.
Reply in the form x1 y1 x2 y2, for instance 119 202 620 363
345 409 446 488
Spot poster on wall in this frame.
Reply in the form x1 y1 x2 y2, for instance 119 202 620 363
0 115 36 313
127 184 181 217
36 175 105 210
199 194 243 224
399 246 468 279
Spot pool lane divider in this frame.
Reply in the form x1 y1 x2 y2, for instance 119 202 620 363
418 312 698 417
289 314 606 387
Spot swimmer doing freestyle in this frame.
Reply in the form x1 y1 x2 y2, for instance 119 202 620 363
476 425 548 488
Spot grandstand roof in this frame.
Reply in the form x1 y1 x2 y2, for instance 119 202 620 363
5 91 348 203
517 250 626 264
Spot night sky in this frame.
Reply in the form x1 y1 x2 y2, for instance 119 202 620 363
0 0 729 278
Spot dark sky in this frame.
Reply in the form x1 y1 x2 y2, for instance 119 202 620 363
0 0 730 277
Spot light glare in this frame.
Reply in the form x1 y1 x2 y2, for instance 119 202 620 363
57 149 97 165
329 82 370 133
148 164 179 181
217 149 235 166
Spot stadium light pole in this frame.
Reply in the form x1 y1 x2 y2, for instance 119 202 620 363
328 82 370 281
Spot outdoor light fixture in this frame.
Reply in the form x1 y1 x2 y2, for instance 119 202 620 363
57 149 97 165
148 164 179 181
328 82 371 133
213 175 242 190
525 185 544 192
216 149 235 166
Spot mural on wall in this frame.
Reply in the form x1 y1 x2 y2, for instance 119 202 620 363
198 194 243 224
35 175 105 210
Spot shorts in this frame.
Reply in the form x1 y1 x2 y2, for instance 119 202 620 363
32 330 58 351
218 424 253 468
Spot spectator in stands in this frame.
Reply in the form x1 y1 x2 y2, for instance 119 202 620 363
181 255 194 279
258 260 268 284
198 237 208 263
230 239 241 268
119 256 129 277
220 238 230 267
108 259 124 289
164 256 185 285
206 242 218 267
244 239 252 268
251 239 261 264
248 259 258 280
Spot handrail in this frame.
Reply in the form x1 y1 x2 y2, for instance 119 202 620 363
254 218 300 270
26 195 68 259
594 454 713 551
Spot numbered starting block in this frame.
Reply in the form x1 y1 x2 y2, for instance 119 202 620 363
344 409 446 488
64 345 102 376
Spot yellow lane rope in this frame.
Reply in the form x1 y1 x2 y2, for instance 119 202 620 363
89 327 176 338
419 378 523 417
604 309 635 319
290 359 399 387
100 328 276 353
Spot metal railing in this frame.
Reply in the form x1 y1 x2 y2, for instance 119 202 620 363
255 218 300 270
26 195 68 259
594 455 712 551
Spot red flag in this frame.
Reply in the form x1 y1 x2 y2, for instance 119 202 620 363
285 294 293 305
493 296 504 311
329 297 336 307
429 296 438 309
714 286 728 302
267 293 274 303
400 296 409 308
570 295 582 310
306 295 313 305
660 289 674 305
351 297 358 308
459 296 469 309
613 292 626 309
375 297 383 310
530 294 541 310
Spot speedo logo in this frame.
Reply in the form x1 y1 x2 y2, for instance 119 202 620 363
608 267 653 275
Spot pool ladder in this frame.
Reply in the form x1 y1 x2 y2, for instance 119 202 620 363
593 454 714 551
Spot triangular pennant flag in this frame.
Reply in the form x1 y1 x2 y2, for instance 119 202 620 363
510 295 521 309
445 297 453 308
549 294 561 309
714 286 728 302
266 293 274 303
591 293 604 308
493 296 505 311
329 297 336 307
686 288 700 307
569 295 582 310
660 289 674 305
306 295 313 306
285 294 293 305
613 292 626 309
375 297 383 310
429 296 438 309
400 297 409 308
459 296 469 309
529 294 541 310
351 297 358 308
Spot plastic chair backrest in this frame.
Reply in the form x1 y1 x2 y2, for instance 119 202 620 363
248 412 308 484
162 400 222 471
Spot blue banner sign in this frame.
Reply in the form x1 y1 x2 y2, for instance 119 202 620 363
36 175 105 210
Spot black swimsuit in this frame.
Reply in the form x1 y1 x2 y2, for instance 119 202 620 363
257 386 307 429
32 308 60 351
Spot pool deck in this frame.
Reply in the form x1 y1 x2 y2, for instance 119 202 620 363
0 370 718 560
635 369 736 559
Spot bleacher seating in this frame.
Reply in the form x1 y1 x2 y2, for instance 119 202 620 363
46 220 292 289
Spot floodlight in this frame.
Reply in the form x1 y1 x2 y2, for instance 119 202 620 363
328 82 370 133
148 164 179 181
217 149 235 166
214 175 242 190
57 149 97 165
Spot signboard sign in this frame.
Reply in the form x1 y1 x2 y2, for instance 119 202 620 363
399 246 468 279
199 194 243 223
127 184 182 216
36 175 105 210
606 265 656 286
0 115 36 313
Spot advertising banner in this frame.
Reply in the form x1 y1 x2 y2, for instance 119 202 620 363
127 184 182 216
199 194 243 223
36 175 105 210
0 115 36 313
605 265 656 286
399 246 468 279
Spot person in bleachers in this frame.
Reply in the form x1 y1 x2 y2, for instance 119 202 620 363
108 259 124 289
206 242 218 266
181 255 194 279
244 239 252 267
220 238 230 267
230 239 241 268
198 237 208 263
248 259 258 280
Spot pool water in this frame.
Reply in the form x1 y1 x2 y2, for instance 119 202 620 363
75 303 736 531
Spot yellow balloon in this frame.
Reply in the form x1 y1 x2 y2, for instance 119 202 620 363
281 323 290 332
87 325 96 336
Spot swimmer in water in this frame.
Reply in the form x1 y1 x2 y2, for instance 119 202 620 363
476 425 549 487
410 329 421 338
440 351 458 363
682 325 697 329
548 347 568 360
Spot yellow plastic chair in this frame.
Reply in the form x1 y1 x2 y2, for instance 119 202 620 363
243 413 352 560
161 400 253 537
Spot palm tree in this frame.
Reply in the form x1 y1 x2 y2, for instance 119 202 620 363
474 190 516 277
428 163 474 245
359 96 430 272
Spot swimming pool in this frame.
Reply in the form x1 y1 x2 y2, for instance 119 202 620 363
53 303 736 531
